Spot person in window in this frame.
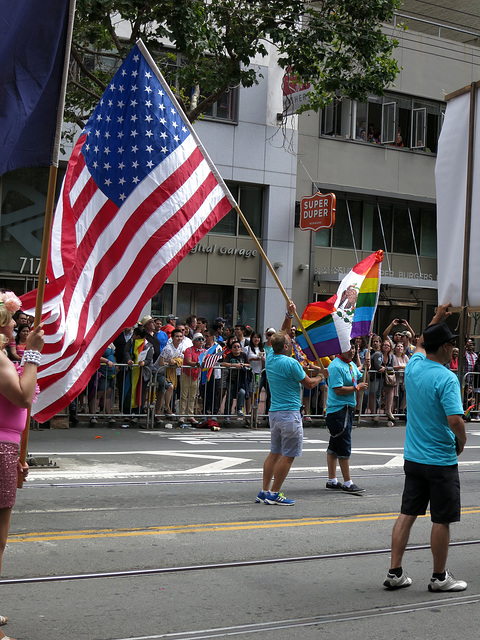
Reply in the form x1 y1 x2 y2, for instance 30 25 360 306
367 123 379 143
391 126 404 148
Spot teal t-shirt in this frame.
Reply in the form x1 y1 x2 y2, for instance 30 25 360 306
265 351 305 412
325 357 361 414
404 352 463 466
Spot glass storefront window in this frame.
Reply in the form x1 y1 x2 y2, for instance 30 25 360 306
420 208 437 258
332 199 362 250
0 165 65 279
237 288 257 329
374 203 392 253
151 284 174 320
315 228 331 247
393 206 421 255
210 183 263 237
238 185 263 237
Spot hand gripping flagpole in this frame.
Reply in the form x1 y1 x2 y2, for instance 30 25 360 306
18 0 77 488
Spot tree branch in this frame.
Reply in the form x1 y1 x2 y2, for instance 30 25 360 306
68 78 103 102
71 46 108 92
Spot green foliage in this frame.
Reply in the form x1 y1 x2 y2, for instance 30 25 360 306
66 0 401 132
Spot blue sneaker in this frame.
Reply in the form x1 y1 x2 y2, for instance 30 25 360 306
255 490 267 503
264 491 295 505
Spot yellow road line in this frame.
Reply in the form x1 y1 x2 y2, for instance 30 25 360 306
9 508 480 543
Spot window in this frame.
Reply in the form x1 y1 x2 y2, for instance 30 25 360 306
160 49 238 123
392 206 420 255
321 99 343 136
210 183 263 237
332 199 362 250
420 208 437 258
237 288 258 329
203 87 238 122
355 93 444 152
314 193 436 258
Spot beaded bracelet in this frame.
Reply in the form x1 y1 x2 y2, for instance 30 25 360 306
285 312 294 318
22 350 42 366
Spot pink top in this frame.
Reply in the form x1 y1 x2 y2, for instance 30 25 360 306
16 343 26 358
0 393 26 444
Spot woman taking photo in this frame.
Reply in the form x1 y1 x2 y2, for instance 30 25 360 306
0 292 44 640
369 337 395 422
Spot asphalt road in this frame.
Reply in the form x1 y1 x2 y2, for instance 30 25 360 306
2 424 480 640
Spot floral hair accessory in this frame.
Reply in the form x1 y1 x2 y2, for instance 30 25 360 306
0 291 22 314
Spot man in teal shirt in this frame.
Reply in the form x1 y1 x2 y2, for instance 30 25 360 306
256 325 323 505
384 303 467 593
325 342 369 494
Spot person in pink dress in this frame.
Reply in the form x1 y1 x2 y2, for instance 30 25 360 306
0 292 44 640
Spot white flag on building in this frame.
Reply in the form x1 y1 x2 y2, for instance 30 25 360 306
435 87 480 307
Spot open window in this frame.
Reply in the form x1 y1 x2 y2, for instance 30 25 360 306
381 102 396 144
412 108 427 149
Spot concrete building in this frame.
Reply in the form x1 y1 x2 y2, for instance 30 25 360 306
1 3 479 336
293 5 480 334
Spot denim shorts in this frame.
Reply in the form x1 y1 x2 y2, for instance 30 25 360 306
325 406 353 459
269 410 303 458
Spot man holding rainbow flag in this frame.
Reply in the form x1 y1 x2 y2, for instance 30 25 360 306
296 251 383 494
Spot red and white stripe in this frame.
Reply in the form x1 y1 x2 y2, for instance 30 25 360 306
22 134 234 422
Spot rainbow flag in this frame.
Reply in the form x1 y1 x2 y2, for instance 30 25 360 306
296 250 383 359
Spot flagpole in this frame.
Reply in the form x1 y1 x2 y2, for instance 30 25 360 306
18 0 77 488
18 166 59 487
234 205 326 372
457 82 478 389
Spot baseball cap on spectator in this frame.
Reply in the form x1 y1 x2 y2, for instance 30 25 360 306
421 322 457 348
192 333 205 341
214 316 226 323
140 315 154 326
166 314 178 322
266 327 276 335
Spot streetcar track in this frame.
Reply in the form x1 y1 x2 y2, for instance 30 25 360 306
108 593 480 639
1 539 480 585
23 466 480 489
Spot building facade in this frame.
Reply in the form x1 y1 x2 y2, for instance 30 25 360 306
293 12 480 335
1 5 480 337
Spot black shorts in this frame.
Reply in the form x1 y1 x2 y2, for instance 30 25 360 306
401 460 461 524
325 406 353 459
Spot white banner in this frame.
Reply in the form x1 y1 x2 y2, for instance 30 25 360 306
435 87 480 307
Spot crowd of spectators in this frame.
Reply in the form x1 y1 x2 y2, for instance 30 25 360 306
8 307 477 427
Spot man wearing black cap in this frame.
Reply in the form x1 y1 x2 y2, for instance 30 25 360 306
384 303 467 592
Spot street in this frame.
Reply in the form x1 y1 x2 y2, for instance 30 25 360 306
2 424 480 639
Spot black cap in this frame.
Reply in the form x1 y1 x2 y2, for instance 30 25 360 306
421 322 458 348
214 316 226 323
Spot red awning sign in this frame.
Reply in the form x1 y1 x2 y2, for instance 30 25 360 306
300 192 336 231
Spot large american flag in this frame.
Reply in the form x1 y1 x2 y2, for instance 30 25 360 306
21 41 237 422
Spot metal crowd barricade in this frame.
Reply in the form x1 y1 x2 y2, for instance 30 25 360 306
463 371 480 420
79 363 153 427
78 361 410 428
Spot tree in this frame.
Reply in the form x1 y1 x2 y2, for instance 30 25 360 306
67 0 401 131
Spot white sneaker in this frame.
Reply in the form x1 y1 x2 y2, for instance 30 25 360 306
428 570 467 592
383 571 412 589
